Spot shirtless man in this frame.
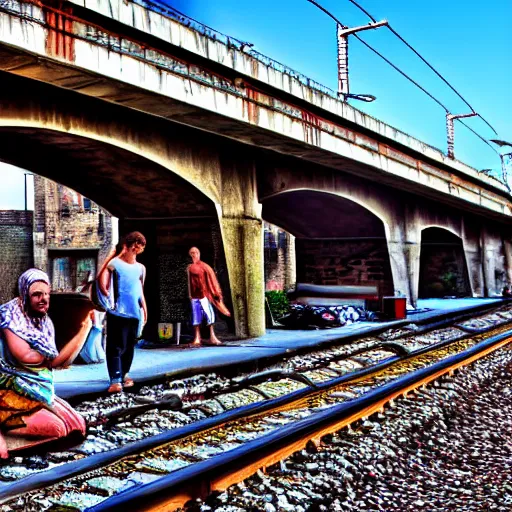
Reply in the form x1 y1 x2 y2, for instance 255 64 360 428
187 247 230 346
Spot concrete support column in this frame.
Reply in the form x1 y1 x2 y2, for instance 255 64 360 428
220 216 265 338
464 247 484 297
219 152 265 338
480 230 503 297
483 246 496 296
387 240 413 306
405 242 421 307
461 227 484 297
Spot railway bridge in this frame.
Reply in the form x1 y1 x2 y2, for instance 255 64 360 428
0 0 510 338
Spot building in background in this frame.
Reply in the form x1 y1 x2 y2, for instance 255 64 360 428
0 210 34 304
33 176 115 291
0 173 114 302
264 222 295 292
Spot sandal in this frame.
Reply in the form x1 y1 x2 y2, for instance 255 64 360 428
123 377 135 388
108 382 123 393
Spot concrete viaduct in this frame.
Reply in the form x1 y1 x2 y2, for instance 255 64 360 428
0 0 510 338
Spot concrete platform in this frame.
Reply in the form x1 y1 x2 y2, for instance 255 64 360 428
55 298 502 399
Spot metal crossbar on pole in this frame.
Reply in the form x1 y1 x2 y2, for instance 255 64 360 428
336 20 387 98
307 0 385 100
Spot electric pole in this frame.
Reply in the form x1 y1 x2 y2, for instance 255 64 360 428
446 112 478 159
336 20 388 98
307 0 385 102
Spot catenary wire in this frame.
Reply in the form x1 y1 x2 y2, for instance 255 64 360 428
457 120 500 154
346 0 498 135
307 0 500 161
307 0 449 111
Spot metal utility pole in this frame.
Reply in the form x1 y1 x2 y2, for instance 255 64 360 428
446 112 478 159
307 0 384 101
336 20 388 97
490 139 512 190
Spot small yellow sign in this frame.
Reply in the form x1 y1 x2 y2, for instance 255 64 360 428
158 323 173 340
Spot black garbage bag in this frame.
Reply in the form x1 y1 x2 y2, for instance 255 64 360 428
278 303 376 329
278 304 316 329
308 306 343 328
278 304 343 329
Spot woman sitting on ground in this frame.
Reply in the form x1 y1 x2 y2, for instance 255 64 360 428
0 269 89 458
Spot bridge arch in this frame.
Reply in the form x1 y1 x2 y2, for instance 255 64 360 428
0 72 267 337
262 189 395 296
0 124 236 340
418 227 471 298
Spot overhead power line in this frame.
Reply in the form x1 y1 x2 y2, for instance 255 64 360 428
346 0 498 136
307 0 449 111
352 33 450 113
458 120 499 154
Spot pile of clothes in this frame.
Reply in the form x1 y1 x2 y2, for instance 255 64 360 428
278 303 375 329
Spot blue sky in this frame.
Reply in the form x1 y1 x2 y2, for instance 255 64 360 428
1 0 510 208
171 0 511 171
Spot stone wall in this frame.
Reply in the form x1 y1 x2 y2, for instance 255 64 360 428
0 210 33 303
295 239 394 296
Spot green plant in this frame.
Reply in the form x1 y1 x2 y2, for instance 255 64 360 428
265 290 290 319
440 271 457 293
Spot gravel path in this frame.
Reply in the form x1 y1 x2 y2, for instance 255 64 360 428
183 343 512 512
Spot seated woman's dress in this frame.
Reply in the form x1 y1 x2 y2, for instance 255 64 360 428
0 274 85 454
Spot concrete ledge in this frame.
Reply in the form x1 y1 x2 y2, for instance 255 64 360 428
55 298 504 400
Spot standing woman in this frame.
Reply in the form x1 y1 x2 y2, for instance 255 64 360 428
0 269 89 458
98 232 147 393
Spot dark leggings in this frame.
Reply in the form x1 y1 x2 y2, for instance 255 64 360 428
106 313 139 384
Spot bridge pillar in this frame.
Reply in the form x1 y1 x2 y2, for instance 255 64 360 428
387 241 414 307
462 245 484 297
406 242 421 307
387 218 420 308
461 222 484 297
481 231 506 297
483 248 496 297
220 217 264 337
478 230 500 297
218 153 265 338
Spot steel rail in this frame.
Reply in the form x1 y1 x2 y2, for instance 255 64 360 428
89 328 512 512
64 298 500 405
0 346 405 501
1 315 509 508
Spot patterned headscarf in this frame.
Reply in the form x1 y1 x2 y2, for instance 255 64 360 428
0 268 57 360
18 268 50 311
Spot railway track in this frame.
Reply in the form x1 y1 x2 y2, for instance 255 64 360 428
1 305 512 511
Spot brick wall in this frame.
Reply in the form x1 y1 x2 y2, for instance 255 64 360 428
264 223 295 291
296 239 394 296
33 176 113 281
0 210 34 303
419 245 471 297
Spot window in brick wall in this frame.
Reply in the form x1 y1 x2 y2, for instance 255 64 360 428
50 250 97 292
